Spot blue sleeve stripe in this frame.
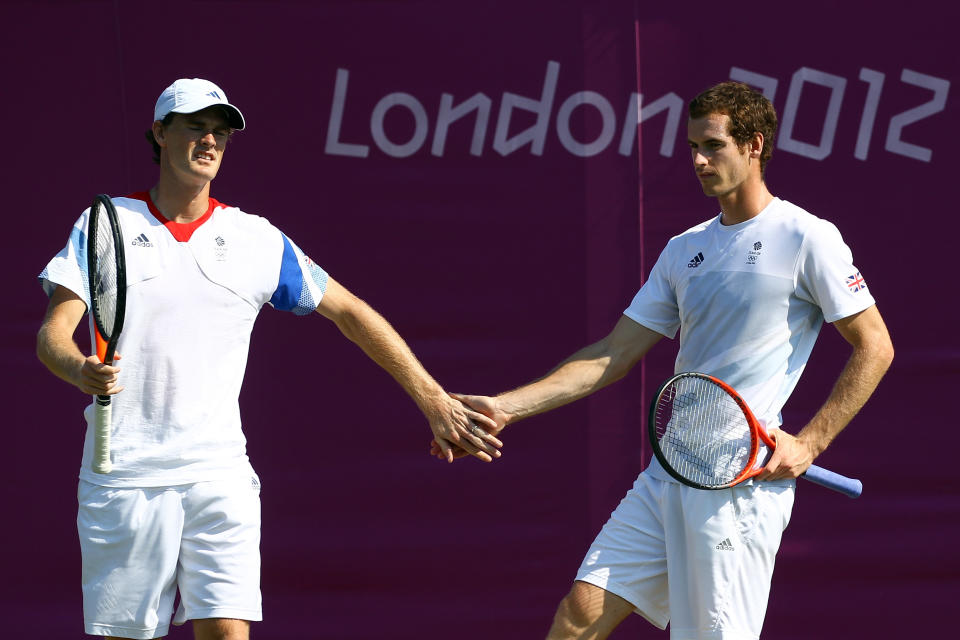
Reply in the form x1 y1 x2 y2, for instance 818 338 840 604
270 235 304 312
40 224 91 303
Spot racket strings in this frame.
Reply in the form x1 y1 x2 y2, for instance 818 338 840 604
92 210 119 337
654 377 753 487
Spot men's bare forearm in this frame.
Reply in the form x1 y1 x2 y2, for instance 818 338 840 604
331 293 502 462
335 300 445 415
496 346 622 425
38 289 123 397
797 307 894 456
496 318 662 426
37 322 86 390
798 348 891 455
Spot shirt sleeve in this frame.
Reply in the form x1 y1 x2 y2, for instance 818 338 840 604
38 211 91 306
623 244 680 339
268 233 329 315
795 219 875 323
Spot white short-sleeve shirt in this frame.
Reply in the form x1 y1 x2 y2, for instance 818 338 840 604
625 198 874 480
40 193 329 487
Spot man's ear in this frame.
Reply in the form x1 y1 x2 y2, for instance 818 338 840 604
749 131 764 159
152 120 166 147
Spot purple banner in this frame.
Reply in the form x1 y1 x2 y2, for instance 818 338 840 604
3 1 956 637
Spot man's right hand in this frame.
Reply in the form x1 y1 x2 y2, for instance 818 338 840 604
74 354 124 396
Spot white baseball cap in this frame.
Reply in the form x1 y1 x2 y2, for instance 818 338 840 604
154 78 245 130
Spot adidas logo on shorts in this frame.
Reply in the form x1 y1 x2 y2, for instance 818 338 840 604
715 538 735 551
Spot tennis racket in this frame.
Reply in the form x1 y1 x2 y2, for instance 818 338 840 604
649 372 862 498
86 194 127 474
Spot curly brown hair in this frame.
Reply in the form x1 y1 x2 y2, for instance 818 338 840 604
689 82 777 175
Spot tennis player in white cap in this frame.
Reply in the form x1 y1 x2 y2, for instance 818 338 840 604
37 77 502 640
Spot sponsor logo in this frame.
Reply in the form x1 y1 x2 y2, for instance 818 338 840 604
687 251 705 268
715 538 735 551
131 233 153 248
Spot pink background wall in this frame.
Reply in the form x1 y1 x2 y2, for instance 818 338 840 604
4 1 956 637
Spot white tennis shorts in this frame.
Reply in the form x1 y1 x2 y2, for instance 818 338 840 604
77 475 262 639
576 473 795 640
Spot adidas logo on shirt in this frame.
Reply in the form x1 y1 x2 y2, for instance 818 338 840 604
131 233 154 248
715 538 735 551
687 251 705 268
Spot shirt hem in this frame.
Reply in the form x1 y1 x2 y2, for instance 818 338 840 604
78 461 256 488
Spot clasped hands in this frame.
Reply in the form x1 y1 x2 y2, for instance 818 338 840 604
430 393 506 463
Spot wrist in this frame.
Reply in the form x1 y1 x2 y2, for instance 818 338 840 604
795 432 826 459
65 354 92 390
494 394 522 426
416 383 450 420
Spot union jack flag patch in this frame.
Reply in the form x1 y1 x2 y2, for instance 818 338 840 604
846 271 867 292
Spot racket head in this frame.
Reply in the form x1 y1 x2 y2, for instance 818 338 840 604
87 194 127 364
648 372 762 490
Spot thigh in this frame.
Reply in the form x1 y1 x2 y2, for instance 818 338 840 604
574 473 671 629
174 475 263 626
78 481 185 639
666 482 795 640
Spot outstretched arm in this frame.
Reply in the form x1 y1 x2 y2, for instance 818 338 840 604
435 316 662 459
759 304 894 480
316 276 501 463
37 285 123 396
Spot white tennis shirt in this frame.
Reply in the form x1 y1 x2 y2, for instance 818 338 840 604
40 193 328 487
626 198 875 482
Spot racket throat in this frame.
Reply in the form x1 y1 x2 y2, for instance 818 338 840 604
95 330 110 364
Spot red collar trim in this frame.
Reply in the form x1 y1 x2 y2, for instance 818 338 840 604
128 191 226 242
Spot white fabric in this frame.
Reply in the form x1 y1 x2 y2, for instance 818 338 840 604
583 197 875 634
78 475 262 638
577 475 795 639
40 194 328 487
626 198 874 453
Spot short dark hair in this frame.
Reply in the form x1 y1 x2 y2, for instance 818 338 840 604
145 113 176 165
689 81 778 175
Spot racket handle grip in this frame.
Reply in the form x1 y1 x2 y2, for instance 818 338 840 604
802 464 862 498
92 396 113 474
